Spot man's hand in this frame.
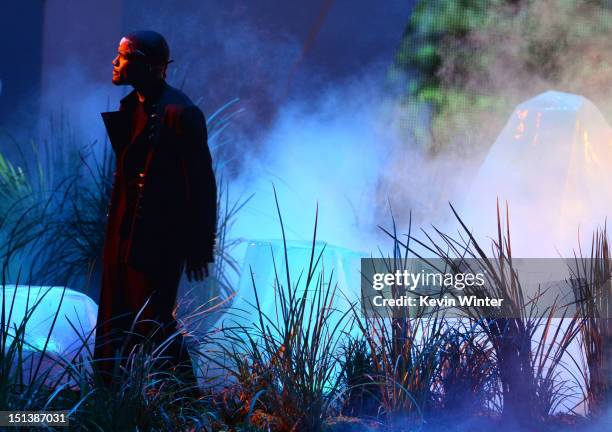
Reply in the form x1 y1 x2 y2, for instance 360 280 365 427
186 258 210 282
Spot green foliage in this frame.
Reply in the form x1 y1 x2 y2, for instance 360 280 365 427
396 0 496 99
392 0 511 153
0 152 31 206
395 0 612 155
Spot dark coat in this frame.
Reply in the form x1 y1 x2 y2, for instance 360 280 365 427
94 82 215 383
101 81 217 274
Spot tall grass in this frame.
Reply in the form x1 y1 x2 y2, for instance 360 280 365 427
376 203 584 429
2 100 612 429
570 228 612 417
0 100 247 298
0 99 247 430
204 190 354 431
0 196 611 430
0 291 220 431
343 213 498 430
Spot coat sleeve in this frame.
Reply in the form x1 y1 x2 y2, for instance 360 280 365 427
178 105 218 264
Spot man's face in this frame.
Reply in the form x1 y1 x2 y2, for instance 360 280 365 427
112 37 143 85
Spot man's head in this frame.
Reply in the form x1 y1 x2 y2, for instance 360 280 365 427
112 30 171 86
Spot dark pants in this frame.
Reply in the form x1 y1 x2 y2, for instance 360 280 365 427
94 236 195 388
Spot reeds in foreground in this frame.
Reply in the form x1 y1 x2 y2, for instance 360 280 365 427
379 203 583 429
204 189 354 431
0 273 219 431
2 169 612 431
570 228 612 417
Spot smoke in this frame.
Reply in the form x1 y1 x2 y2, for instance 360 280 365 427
100 1 413 254
7 2 612 426
18 0 612 265
381 0 612 257
11 1 420 269
22 0 612 259
228 68 402 253
449 0 612 158
587 408 612 431
454 0 612 257
441 0 612 108
33 2 612 259
39 61 125 148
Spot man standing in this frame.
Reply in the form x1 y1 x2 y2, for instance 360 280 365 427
94 30 217 386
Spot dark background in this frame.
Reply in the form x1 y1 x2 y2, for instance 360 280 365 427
0 0 414 148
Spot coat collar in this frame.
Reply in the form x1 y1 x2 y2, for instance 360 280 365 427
101 82 168 155
101 110 130 155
